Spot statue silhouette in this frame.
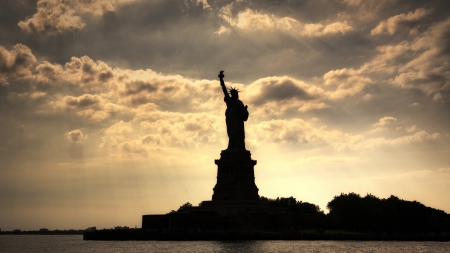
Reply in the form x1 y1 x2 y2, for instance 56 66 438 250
219 70 249 151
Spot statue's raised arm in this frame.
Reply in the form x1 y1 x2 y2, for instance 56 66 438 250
218 70 229 99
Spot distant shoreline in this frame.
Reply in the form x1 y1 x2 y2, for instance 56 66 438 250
0 231 85 235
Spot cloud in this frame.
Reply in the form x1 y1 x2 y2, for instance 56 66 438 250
361 42 411 74
18 0 138 35
65 129 85 144
250 118 321 146
63 56 115 91
139 111 221 148
405 125 417 133
249 118 363 151
121 81 158 96
30 91 47 100
213 25 231 35
373 116 397 127
368 116 397 133
381 19 450 101
119 140 148 157
249 117 440 152
60 94 110 122
371 8 431 35
342 0 400 22
100 120 133 149
99 120 149 159
36 61 63 84
370 130 440 147
394 28 450 100
323 68 373 99
7 91 48 105
18 0 85 35
112 70 221 111
303 21 353 36
19 53 230 157
0 44 36 85
0 42 444 164
337 16 450 101
246 76 327 114
98 111 222 159
64 94 102 109
186 0 211 10
248 76 323 105
0 47 223 124
32 55 115 93
74 0 138 15
217 7 353 36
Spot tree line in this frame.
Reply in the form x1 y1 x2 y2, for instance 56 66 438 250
326 192 450 233
171 193 450 233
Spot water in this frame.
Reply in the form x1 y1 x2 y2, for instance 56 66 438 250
0 235 449 253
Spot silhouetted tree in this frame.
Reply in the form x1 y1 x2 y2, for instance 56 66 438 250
176 202 193 212
168 202 194 214
260 196 325 215
326 192 450 233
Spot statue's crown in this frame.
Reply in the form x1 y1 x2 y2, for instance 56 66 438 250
228 87 240 93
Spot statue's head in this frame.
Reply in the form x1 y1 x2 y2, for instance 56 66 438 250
228 87 239 99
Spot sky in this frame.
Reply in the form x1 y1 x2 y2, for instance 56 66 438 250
1 0 450 231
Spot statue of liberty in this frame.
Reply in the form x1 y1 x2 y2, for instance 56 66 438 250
218 70 249 151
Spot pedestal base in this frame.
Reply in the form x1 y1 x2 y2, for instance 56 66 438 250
212 150 259 201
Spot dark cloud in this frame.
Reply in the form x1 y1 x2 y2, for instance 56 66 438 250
250 78 317 106
98 70 113 82
184 122 202 132
162 86 178 93
142 134 160 145
121 81 158 96
35 61 61 84
64 94 101 109
65 129 84 143
435 20 450 56
0 44 36 84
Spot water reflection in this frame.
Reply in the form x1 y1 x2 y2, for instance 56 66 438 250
1 235 449 253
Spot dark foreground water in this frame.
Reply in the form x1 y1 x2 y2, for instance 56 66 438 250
0 235 449 252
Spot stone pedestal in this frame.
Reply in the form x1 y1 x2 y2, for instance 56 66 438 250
142 149 297 231
212 150 259 201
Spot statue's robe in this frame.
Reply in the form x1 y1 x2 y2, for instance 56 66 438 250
224 96 248 151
